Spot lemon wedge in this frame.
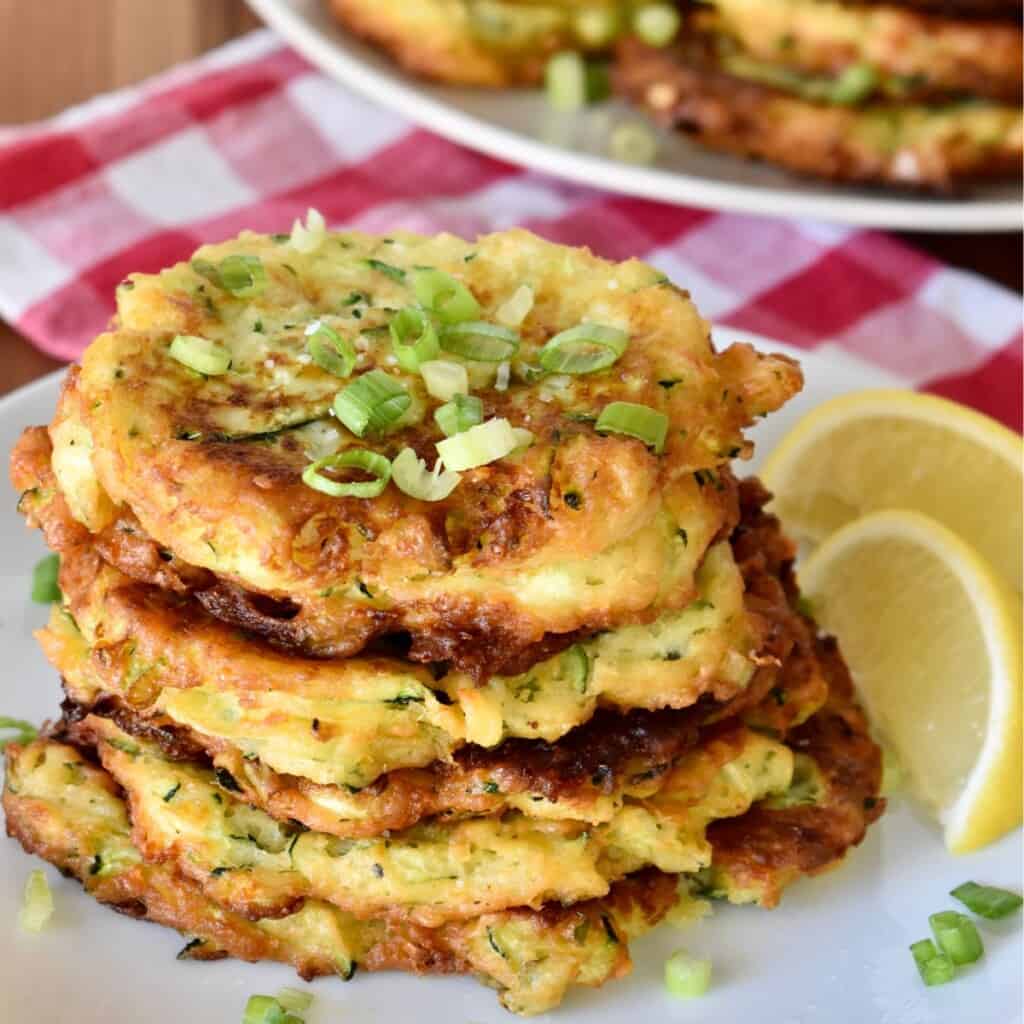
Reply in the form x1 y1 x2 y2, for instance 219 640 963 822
799 509 1022 854
761 389 1023 594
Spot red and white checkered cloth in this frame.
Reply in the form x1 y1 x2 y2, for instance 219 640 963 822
1 30 1020 428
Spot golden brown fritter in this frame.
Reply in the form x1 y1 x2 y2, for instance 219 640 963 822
614 35 1023 190
59 228 799 669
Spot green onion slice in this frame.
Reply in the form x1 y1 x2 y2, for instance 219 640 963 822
275 988 313 1015
302 449 391 498
19 869 53 933
31 553 61 604
609 120 659 165
596 401 669 452
951 881 1023 919
494 284 534 328
391 447 461 502
633 4 681 47
411 268 480 324
169 334 232 376
910 938 956 986
546 51 588 111
440 321 519 363
305 321 356 378
333 370 410 436
0 716 38 750
574 8 620 47
434 394 484 437
664 950 712 999
420 359 469 401
436 417 521 471
930 911 984 965
242 995 287 1024
390 307 440 372
538 323 628 374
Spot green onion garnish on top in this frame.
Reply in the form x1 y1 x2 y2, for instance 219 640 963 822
434 394 483 437
574 8 620 47
390 306 440 371
420 359 469 401
169 334 232 376
19 869 53 933
0 716 39 750
930 911 984 965
192 254 267 298
436 418 523 471
910 938 955 986
951 881 1023 919
538 323 628 374
609 120 659 165
275 988 313 1015
391 447 461 502
596 401 669 453
31 553 61 604
242 994 293 1024
632 4 681 47
411 268 480 325
301 449 391 499
305 321 356 378
664 950 712 999
333 370 410 436
545 51 593 111
440 321 519 363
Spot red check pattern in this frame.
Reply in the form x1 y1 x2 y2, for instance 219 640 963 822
0 31 1020 430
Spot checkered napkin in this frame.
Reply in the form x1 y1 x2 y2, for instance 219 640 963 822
1 30 1020 429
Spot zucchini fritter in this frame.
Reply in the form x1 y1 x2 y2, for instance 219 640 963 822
65 228 799 670
614 35 1023 190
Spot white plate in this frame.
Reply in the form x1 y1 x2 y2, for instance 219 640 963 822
247 0 1023 233
1 334 1021 1024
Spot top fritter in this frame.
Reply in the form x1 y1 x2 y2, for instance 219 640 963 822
65 222 800 669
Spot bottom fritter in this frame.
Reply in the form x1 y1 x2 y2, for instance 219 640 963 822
614 35 1023 191
3 630 883 1015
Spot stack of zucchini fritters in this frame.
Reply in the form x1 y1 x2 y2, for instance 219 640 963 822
6 225 884 1014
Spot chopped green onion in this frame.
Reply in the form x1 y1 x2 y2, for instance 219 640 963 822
574 8 621 47
333 370 410 436
391 447 461 501
930 911 984 965
830 62 879 105
546 52 589 111
440 321 519 362
880 745 903 796
596 401 669 452
411 268 480 324
538 323 628 374
435 394 484 437
302 449 391 499
31 553 61 603
633 4 681 47
910 938 956 986
218 254 267 298
418 360 466 402
390 307 440 371
365 258 406 282
242 995 286 1024
511 427 534 451
951 881 1023 920
19 869 53 933
609 120 659 165
436 418 521 471
494 284 534 328
664 950 712 999
305 321 356 378
275 988 313 1015
290 208 326 253
169 335 232 376
0 716 38 750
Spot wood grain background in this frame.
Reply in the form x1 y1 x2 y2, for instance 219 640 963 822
1 0 1020 398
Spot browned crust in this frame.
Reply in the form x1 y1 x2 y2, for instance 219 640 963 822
613 35 1023 191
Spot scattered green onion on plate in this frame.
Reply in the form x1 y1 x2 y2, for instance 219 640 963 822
168 335 232 376
0 716 38 750
275 988 313 1016
664 950 712 999
31 552 61 603
609 120 659 165
929 911 984 965
19 869 53 933
596 401 669 452
306 321 356 378
546 51 610 110
301 449 392 499
333 370 410 436
910 938 956 987
538 323 628 374
435 393 484 437
951 881 1023 920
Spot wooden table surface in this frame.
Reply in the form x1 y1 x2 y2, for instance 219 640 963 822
2 0 1021 399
